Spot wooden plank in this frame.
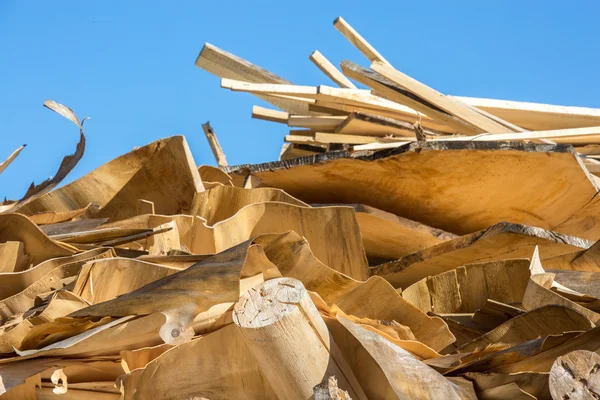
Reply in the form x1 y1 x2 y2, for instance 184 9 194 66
371 61 515 134
309 50 356 89
372 222 591 289
251 105 288 124
314 132 382 144
333 16 390 65
195 43 314 115
280 143 326 160
337 111 444 137
201 121 228 167
288 115 346 131
285 135 323 145
221 78 320 99
455 95 600 131
341 60 483 135
227 141 599 237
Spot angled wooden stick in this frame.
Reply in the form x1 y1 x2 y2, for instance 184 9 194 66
333 17 390 65
310 50 357 89
201 121 228 167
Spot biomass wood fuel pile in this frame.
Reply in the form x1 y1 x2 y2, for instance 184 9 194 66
2 17 600 400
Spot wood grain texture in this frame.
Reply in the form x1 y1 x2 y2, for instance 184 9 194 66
233 278 367 400
373 223 590 289
226 141 599 237
17 136 204 222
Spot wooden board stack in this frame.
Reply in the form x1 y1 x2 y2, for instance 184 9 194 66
1 18 600 400
197 17 600 175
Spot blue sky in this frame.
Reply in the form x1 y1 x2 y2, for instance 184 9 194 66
1 1 599 200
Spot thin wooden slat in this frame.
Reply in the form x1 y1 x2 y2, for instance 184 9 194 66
195 43 315 115
371 61 516 134
288 115 346 131
0 144 26 175
309 50 356 89
201 122 228 167
251 105 288 124
340 60 482 135
333 16 390 65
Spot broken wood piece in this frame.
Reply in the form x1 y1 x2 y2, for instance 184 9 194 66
201 121 228 167
233 277 367 400
310 50 357 89
549 350 600 400
333 17 390 65
0 144 26 176
314 376 353 400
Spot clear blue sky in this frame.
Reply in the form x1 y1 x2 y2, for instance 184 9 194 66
1 1 599 200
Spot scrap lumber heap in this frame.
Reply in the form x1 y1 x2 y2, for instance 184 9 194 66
2 17 600 400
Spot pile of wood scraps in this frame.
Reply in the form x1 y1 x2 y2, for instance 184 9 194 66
196 16 600 176
1 17 600 400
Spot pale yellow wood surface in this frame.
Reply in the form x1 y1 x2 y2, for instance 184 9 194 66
333 17 390 64
309 50 357 88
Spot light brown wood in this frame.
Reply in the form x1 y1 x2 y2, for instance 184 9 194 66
251 105 288 123
329 314 475 399
190 185 308 225
373 222 590 289
310 50 357 89
402 259 531 313
457 305 594 353
0 242 28 273
341 61 483 135
135 199 154 215
455 95 600 131
288 115 347 130
314 132 382 144
232 141 599 236
17 136 204 222
195 42 315 115
233 278 367 400
333 17 390 65
340 203 457 260
0 144 26 176
201 121 228 167
314 376 353 400
549 350 600 400
371 61 516 134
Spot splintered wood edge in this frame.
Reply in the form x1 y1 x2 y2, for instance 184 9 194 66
233 277 306 328
224 140 578 175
